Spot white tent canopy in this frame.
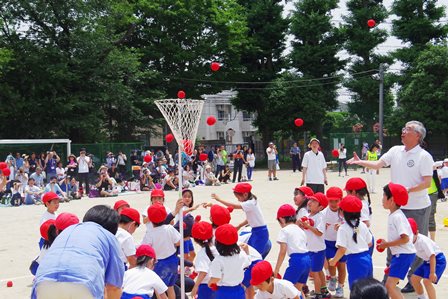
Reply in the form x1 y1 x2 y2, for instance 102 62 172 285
0 139 72 157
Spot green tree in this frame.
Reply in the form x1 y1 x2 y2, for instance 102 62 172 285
231 0 289 145
288 0 345 138
342 0 393 129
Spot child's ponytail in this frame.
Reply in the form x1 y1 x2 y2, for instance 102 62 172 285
204 240 215 262
356 187 372 215
344 211 361 243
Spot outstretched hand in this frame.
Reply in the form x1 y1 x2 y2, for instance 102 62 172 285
346 152 361 165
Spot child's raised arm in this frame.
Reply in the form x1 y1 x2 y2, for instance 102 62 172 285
211 193 242 209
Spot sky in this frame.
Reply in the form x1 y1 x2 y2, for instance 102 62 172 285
283 0 448 103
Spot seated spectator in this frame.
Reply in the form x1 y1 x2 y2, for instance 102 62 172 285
30 167 45 188
15 167 28 194
25 178 44 205
96 173 115 197
108 163 119 179
10 180 23 206
218 165 231 184
56 162 65 181
163 170 178 191
60 176 81 200
182 164 195 188
44 176 68 202
140 169 155 191
204 165 220 186
152 160 167 182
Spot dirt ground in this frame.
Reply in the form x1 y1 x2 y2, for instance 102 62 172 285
0 167 447 298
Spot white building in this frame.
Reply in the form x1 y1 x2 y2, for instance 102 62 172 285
198 90 258 144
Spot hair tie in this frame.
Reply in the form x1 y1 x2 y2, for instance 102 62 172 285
354 227 359 234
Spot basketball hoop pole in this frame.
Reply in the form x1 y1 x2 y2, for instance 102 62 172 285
177 107 185 299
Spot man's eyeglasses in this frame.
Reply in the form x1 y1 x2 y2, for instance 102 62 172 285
402 127 415 133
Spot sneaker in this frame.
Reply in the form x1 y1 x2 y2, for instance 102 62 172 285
269 177 272 181
273 177 279 180
325 275 331 281
328 277 337 292
401 282 415 293
321 288 331 299
334 286 344 298
302 285 310 296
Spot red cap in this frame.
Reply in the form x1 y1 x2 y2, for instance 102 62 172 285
276 204 296 219
210 205 232 227
40 219 55 241
136 244 156 259
339 195 363 213
250 261 273 285
326 187 343 201
113 200 129 211
388 182 408 206
42 192 59 204
215 224 238 245
55 213 79 231
295 186 314 197
120 208 141 225
151 188 165 199
408 218 418 235
344 177 367 191
313 192 328 208
191 221 213 240
233 183 252 194
147 203 167 223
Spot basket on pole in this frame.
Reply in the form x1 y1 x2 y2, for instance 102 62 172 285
155 98 204 299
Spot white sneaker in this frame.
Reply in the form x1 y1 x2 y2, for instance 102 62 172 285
334 286 344 298
328 278 337 292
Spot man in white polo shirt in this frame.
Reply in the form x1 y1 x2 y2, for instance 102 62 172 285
348 120 434 293
266 142 279 181
301 138 328 193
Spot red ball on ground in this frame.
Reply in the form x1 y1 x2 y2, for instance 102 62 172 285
206 116 217 126
165 133 174 143
7 281 13 287
2 168 11 177
367 19 376 28
199 153 208 161
332 149 339 158
144 155 152 163
294 118 304 127
211 62 220 72
177 90 186 99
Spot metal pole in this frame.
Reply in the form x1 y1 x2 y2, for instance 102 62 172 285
177 116 185 299
379 63 384 146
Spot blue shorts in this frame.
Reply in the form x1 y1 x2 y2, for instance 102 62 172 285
441 178 448 190
121 293 151 299
261 239 272 259
390 253 416 280
325 240 347 263
198 284 216 299
215 285 245 299
284 253 311 284
177 239 195 254
242 260 262 287
414 253 446 284
154 253 179 286
346 251 373 290
39 237 45 249
247 225 269 256
309 250 326 272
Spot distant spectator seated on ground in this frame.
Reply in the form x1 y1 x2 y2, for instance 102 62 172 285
59 176 81 200
44 176 68 202
25 178 44 205
204 165 220 186
30 167 45 188
163 170 178 191
218 165 231 184
140 169 155 191
95 173 115 197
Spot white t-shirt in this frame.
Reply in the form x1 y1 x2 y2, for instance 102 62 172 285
336 221 371 254
296 207 308 219
302 151 327 184
304 212 326 252
209 251 251 286
388 209 416 255
77 156 91 173
338 148 347 159
266 147 277 161
414 234 442 262
360 199 371 224
380 145 434 210
277 224 308 255
122 267 167 297
141 205 171 243
322 207 343 242
142 225 181 259
255 278 300 299
241 198 266 228
116 227 136 263
195 246 219 284
40 211 57 225
247 153 256 168
56 167 65 179
439 166 448 179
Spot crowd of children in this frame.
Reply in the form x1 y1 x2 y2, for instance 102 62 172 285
32 171 447 299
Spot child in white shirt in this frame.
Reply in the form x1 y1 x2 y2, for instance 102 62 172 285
116 208 140 269
377 183 416 299
293 186 314 219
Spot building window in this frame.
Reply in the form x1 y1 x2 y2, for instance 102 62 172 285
217 131 225 140
242 131 252 138
242 111 252 121
217 105 231 121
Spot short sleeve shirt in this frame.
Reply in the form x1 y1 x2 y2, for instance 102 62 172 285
336 221 371 254
266 147 277 160
209 251 251 286
195 246 219 284
414 234 442 262
143 225 180 259
255 279 300 299
240 198 266 228
302 151 327 184
116 227 136 263
277 224 308 255
122 267 167 296
322 207 343 242
304 212 326 252
388 210 416 255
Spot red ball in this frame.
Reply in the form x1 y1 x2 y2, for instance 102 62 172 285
183 139 193 156
384 267 390 275
2 168 11 177
177 90 186 99
332 149 339 158
206 116 216 126
0 162 7 169
367 19 376 28
211 62 220 72
165 133 174 143
195 215 202 222
294 118 304 127
144 155 152 163
199 153 208 161
6 281 13 287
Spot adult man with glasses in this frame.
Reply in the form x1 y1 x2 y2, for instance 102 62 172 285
348 120 434 293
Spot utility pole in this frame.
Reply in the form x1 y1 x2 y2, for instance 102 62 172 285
379 63 384 146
